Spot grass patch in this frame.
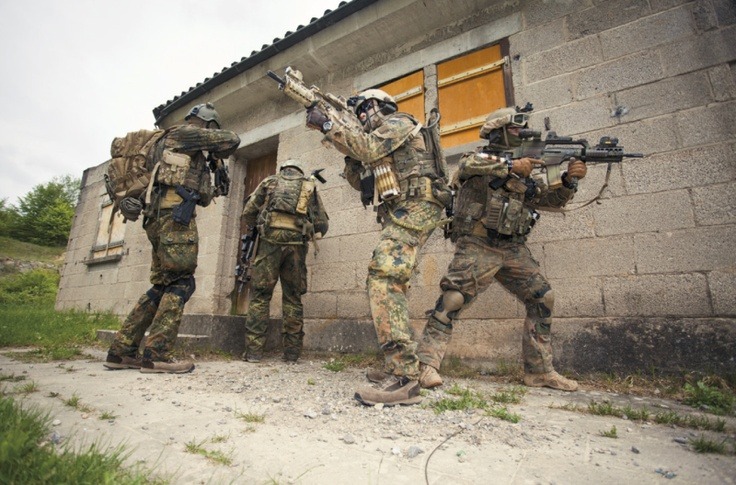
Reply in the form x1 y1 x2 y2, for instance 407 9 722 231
63 393 93 414
600 425 618 438
184 439 233 466
486 406 521 423
490 386 526 404
0 236 65 265
440 356 479 379
15 381 39 394
99 411 117 421
683 379 734 416
235 411 265 424
429 384 523 422
307 378 316 385
556 400 728 433
689 435 733 454
322 360 346 372
0 373 26 383
0 394 163 483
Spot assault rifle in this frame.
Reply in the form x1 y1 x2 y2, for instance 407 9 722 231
208 155 230 197
267 67 363 133
517 130 643 189
235 226 259 295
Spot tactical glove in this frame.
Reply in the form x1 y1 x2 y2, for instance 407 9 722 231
306 106 330 133
566 159 587 180
510 157 539 178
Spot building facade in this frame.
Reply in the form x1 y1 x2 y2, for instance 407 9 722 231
59 0 736 374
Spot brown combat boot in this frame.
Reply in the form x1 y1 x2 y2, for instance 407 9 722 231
419 363 443 389
365 369 391 384
103 352 142 370
140 358 195 374
523 371 578 391
354 376 422 406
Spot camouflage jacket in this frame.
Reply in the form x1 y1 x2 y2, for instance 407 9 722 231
149 124 240 207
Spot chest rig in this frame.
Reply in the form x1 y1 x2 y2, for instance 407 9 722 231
452 174 540 242
261 171 315 234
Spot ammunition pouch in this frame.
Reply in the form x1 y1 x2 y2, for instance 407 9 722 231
398 176 445 208
157 150 191 186
484 193 539 237
267 211 302 232
157 186 184 209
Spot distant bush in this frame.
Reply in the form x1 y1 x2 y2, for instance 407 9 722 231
0 269 59 305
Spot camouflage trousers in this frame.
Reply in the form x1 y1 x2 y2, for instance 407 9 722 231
369 199 443 380
417 235 555 375
243 233 308 354
109 211 198 361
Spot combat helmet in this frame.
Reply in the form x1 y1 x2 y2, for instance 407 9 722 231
350 89 398 116
279 159 305 174
479 107 529 139
185 102 221 127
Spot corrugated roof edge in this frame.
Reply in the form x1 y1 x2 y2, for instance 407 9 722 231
152 0 378 125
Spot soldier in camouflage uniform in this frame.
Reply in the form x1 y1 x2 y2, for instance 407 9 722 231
241 160 329 363
105 103 240 374
415 107 586 392
306 89 452 405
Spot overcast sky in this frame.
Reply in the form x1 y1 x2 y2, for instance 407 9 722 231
0 0 342 205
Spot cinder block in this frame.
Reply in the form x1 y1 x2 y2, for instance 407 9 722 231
567 0 651 40
708 64 736 101
325 208 359 238
614 71 712 122
524 35 602 81
550 276 605 318
635 225 736 273
709 271 736 315
603 273 711 316
303 292 338 319
444 318 520 363
538 96 617 137
545 235 636 278
660 25 736 77
623 142 736 195
518 74 574 111
509 21 566 58
337 291 371 319
692 181 736 226
676 101 736 149
523 0 593 28
458 284 522 320
599 6 695 58
576 51 663 101
713 0 736 25
593 189 695 236
338 231 381 262
527 208 596 243
309 261 360 292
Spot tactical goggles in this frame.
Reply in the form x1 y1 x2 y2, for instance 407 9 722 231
509 113 528 127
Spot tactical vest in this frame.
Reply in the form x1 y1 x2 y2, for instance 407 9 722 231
262 171 315 233
452 174 539 242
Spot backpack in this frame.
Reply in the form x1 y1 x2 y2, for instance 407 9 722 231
104 129 165 218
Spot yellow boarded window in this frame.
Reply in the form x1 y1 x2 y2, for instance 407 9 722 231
438 44 507 148
87 199 125 265
379 70 425 121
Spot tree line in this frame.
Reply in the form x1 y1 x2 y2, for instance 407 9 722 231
0 175 81 247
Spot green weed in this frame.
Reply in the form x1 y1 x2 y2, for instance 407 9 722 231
15 381 38 394
689 435 728 454
184 439 233 466
600 425 618 438
235 411 265 423
486 406 521 423
0 394 163 483
322 360 346 372
683 380 734 415
99 411 117 421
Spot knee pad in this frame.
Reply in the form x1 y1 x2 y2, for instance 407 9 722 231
432 289 464 326
145 284 165 306
165 275 196 303
527 288 554 319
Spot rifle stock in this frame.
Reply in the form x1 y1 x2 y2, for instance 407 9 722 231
234 226 259 314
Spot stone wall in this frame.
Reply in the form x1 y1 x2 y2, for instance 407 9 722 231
58 0 736 373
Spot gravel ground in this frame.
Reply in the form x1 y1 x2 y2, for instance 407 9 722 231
1 347 735 484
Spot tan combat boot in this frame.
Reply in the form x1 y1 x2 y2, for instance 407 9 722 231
354 376 422 406
365 369 391 384
419 363 443 389
103 352 142 370
140 359 195 374
523 371 578 391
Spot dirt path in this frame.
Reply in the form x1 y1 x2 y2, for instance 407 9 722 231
2 348 734 484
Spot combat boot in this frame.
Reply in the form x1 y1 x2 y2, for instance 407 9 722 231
523 371 578 391
243 349 263 363
103 352 142 370
282 348 300 363
354 376 422 406
140 358 195 374
365 369 391 384
419 363 443 389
